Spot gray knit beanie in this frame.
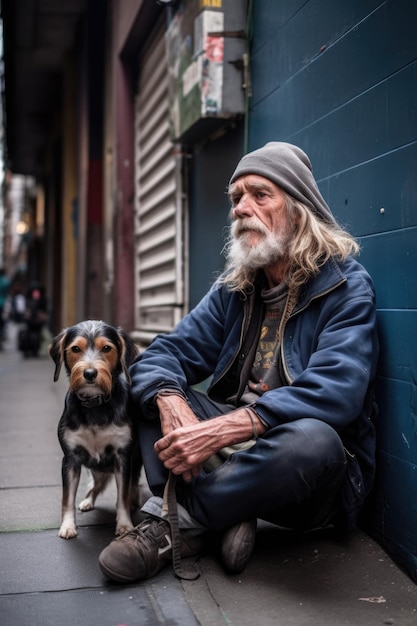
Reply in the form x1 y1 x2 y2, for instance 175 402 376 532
229 142 337 226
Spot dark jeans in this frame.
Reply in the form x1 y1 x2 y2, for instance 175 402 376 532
138 388 347 532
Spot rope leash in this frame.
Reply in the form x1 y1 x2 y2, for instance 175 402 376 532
162 472 200 581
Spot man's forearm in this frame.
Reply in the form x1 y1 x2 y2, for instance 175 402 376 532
155 392 199 436
206 408 267 448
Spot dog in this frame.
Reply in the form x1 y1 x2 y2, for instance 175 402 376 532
49 320 141 539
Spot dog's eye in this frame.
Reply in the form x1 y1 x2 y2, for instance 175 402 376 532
71 346 81 353
102 345 112 353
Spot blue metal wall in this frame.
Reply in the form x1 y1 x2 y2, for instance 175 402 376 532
188 125 244 309
249 0 417 581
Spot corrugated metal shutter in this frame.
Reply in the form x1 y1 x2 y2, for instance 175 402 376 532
134 23 187 344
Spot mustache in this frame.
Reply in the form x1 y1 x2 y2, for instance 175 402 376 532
232 218 270 238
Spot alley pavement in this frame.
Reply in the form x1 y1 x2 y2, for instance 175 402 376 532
1 321 417 626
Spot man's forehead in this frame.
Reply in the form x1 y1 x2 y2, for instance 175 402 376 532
229 174 278 193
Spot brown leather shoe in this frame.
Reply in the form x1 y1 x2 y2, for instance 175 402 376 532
98 516 203 583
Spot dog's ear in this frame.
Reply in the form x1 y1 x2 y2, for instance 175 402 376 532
49 329 67 382
119 330 139 386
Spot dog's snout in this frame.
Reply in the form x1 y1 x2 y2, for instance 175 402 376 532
83 368 98 382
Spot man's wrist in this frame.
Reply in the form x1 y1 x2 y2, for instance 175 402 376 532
154 389 186 404
245 406 268 438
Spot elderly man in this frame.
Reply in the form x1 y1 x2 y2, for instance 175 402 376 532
99 142 379 583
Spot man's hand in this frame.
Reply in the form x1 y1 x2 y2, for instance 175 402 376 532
154 420 219 481
155 393 201 481
154 400 266 482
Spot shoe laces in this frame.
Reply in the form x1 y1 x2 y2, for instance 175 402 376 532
118 518 168 546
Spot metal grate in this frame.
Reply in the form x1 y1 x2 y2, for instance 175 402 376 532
134 23 186 343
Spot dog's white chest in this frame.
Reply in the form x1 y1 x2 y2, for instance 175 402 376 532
66 424 132 461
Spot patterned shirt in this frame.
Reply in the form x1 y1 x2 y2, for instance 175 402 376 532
240 282 288 405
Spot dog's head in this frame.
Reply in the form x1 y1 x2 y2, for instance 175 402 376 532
49 320 139 400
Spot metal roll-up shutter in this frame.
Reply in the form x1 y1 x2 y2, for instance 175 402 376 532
134 22 187 344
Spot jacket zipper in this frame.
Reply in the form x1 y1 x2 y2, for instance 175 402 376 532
209 294 252 393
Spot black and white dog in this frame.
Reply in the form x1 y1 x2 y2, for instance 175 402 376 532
49 320 140 539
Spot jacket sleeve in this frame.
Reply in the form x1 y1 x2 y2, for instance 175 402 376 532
129 285 238 410
252 277 379 432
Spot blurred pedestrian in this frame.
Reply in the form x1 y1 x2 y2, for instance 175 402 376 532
0 268 11 348
19 283 48 357
11 287 27 323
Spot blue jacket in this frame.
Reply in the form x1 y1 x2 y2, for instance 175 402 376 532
130 255 379 495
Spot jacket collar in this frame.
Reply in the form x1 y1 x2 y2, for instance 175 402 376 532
294 257 347 314
249 257 348 315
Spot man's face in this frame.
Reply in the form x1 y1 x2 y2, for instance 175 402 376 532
228 174 293 269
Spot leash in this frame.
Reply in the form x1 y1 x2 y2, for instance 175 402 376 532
162 472 200 581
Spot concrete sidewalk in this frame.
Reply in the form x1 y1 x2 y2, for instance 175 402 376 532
1 321 416 626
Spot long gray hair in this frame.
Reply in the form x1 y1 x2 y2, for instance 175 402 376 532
217 192 360 293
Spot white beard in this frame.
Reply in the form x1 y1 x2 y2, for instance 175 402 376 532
227 219 291 270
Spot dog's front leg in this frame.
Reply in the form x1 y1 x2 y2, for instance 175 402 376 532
114 456 134 535
59 458 81 539
79 469 111 512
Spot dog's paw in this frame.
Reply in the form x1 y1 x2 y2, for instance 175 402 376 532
58 525 78 539
115 522 134 536
78 498 94 512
